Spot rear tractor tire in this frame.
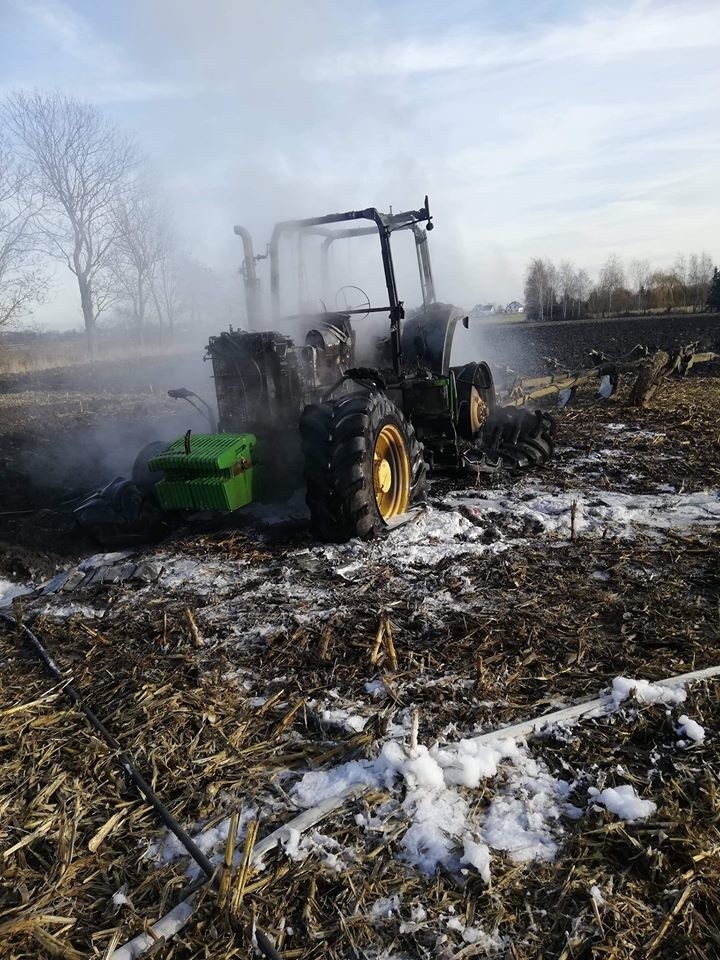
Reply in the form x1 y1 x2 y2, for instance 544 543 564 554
300 391 426 542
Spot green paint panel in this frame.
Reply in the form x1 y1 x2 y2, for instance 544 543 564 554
149 433 256 475
188 471 255 511
149 433 258 512
154 479 197 510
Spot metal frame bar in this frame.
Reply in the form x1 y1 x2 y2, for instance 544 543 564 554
268 199 432 374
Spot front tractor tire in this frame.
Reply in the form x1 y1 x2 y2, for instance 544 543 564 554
300 391 426 542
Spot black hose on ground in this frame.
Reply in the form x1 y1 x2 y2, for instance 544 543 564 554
256 930 283 960
0 609 218 881
1 610 284 958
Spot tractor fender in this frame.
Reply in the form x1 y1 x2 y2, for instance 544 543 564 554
401 302 467 376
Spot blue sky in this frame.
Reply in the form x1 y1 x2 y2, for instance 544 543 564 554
1 0 719 326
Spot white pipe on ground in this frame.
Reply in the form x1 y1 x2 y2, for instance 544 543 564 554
110 786 366 960
109 665 720 959
469 664 720 744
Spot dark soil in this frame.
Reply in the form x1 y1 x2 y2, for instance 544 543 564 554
478 311 720 375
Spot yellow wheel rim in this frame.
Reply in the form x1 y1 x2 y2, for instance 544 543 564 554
373 423 411 520
468 386 488 433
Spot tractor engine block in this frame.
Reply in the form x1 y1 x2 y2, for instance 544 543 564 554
207 319 353 435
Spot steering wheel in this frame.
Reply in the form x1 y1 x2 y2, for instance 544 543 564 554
335 284 371 320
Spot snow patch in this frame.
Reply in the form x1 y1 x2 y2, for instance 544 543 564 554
157 556 239 594
609 676 686 708
369 895 401 919
0 577 33 607
293 760 379 808
460 837 491 883
447 917 504 950
589 784 656 820
481 752 580 863
41 602 105 619
282 828 350 872
293 733 574 878
677 715 705 743
378 506 511 568
319 706 367 734
449 488 720 539
148 805 259 871
112 889 131 908
364 679 388 698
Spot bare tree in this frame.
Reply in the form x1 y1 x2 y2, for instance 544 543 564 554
112 191 165 346
629 259 651 313
697 253 714 308
150 250 183 340
179 256 239 330
672 254 688 309
598 254 625 315
688 252 714 312
524 258 549 321
4 90 139 357
545 260 558 320
650 269 679 310
143 214 193 341
0 137 47 328
558 260 575 320
574 268 591 318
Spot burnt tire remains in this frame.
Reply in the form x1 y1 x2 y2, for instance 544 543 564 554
476 406 555 471
300 390 427 542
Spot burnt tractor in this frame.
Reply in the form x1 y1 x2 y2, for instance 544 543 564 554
77 198 554 544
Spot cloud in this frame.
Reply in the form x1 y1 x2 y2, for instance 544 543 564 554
15 0 126 75
86 80 198 104
6 0 720 320
314 1 720 79
9 0 190 103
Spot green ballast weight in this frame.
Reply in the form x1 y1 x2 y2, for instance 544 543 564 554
149 433 257 512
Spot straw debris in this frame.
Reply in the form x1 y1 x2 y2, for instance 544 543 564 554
1 377 719 958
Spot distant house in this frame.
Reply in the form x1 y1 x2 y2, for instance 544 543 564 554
505 300 524 314
469 302 504 318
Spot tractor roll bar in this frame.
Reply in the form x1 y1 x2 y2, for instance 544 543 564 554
318 222 436 309
269 198 433 375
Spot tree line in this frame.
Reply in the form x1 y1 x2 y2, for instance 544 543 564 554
0 90 237 357
524 251 719 321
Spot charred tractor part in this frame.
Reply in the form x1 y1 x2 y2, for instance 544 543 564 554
477 407 555 471
205 320 354 501
95 197 555 546
74 477 165 547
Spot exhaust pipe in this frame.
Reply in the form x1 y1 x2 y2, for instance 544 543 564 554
234 224 264 331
